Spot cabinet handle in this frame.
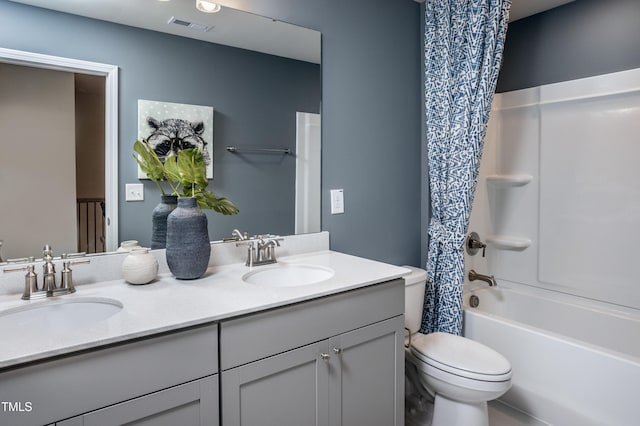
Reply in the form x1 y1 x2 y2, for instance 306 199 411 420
333 347 342 355
320 353 330 360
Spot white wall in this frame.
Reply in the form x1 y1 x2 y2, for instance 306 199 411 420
295 112 321 234
466 68 640 311
0 63 77 259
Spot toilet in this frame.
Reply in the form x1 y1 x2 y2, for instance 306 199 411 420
403 266 512 426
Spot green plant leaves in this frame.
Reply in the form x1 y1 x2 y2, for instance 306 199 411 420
162 154 180 187
134 142 239 215
133 139 170 194
133 139 165 183
163 149 208 198
197 192 240 215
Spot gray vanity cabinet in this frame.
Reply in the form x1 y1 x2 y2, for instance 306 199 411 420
1 279 403 426
57 375 218 426
220 280 405 426
222 340 330 426
327 316 404 426
0 324 219 426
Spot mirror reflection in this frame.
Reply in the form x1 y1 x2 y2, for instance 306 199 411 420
0 0 321 261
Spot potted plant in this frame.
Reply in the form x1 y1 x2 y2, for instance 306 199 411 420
134 139 178 249
134 139 239 278
134 139 239 214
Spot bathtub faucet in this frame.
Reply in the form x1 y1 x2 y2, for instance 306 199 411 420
468 269 497 287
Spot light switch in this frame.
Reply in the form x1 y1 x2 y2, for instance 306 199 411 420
126 183 144 201
330 189 344 214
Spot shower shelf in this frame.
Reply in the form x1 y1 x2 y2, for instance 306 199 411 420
485 174 533 187
486 235 531 251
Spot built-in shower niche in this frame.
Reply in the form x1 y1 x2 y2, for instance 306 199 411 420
474 68 640 311
485 174 532 251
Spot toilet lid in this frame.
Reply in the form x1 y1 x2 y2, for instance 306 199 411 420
411 332 512 382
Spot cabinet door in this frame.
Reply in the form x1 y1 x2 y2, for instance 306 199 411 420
222 341 329 426
57 375 218 426
328 316 405 426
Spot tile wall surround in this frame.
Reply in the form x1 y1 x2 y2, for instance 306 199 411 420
0 231 330 297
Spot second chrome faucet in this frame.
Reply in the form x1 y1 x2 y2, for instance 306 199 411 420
236 234 284 267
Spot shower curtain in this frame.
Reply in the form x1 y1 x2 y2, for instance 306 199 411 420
421 0 511 335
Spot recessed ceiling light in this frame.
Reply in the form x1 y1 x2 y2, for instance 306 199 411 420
196 0 221 13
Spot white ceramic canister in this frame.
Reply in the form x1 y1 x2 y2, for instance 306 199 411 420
116 240 143 253
121 248 159 285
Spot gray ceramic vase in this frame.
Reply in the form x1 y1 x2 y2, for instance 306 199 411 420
165 197 211 279
151 195 178 250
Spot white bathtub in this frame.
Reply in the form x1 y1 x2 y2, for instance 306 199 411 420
462 282 640 426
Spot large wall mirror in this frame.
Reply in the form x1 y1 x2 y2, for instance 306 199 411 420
1 0 321 261
0 49 119 261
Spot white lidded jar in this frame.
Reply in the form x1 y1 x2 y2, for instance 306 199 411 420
116 240 142 253
121 248 158 285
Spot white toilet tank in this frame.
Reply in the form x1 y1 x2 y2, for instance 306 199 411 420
403 266 428 334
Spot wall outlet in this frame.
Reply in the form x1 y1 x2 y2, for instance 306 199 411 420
125 183 144 201
330 189 344 214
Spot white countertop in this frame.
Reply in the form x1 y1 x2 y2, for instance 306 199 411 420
0 250 409 369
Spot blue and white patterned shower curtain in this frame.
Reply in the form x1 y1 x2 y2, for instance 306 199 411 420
421 0 511 335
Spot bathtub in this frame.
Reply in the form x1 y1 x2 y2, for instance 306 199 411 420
462 282 640 426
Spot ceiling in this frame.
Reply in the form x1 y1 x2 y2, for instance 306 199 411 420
510 0 575 22
9 0 575 63
8 0 321 64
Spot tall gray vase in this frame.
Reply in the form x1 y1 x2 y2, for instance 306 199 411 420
165 197 211 279
151 195 178 249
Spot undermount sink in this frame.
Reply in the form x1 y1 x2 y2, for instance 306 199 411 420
0 297 123 332
242 264 335 287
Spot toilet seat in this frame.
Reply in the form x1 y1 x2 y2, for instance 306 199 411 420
410 332 512 382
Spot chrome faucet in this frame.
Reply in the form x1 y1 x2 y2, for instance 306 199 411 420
468 269 497 287
2 245 89 300
237 234 284 267
225 229 248 242
42 245 57 294
237 239 256 267
257 237 281 264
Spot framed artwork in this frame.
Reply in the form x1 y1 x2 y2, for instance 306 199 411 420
137 99 214 179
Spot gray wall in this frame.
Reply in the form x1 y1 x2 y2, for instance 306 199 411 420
226 0 423 267
0 0 423 266
497 0 640 92
0 0 321 247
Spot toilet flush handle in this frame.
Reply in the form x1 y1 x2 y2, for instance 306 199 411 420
404 328 412 349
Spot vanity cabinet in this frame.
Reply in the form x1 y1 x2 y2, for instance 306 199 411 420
220 279 405 426
0 324 218 426
222 339 329 425
0 277 404 426
57 375 218 426
327 317 404 426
